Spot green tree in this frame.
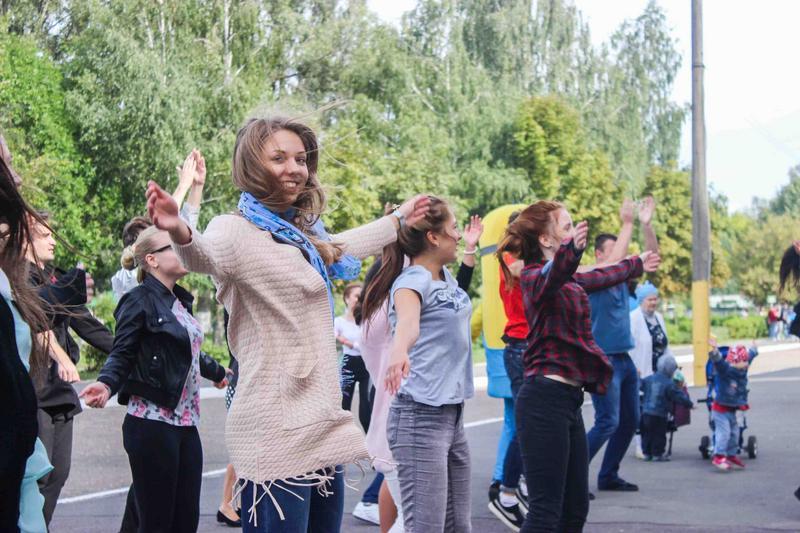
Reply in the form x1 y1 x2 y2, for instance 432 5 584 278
641 164 731 297
511 96 619 234
0 28 110 272
769 164 800 218
730 213 796 305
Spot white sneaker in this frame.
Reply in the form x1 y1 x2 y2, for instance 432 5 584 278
353 501 381 525
635 445 645 460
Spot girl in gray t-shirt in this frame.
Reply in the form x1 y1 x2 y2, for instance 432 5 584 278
360 197 483 532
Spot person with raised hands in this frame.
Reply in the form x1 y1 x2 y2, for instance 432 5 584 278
144 114 429 532
585 196 659 496
496 201 660 533
361 197 477 533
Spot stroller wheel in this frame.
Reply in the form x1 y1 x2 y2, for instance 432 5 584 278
747 436 757 459
700 436 711 459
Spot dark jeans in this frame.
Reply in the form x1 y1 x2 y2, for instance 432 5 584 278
240 469 344 533
517 376 588 533
586 353 639 487
122 415 202 533
640 414 668 457
37 409 74 525
341 354 373 432
362 472 384 505
502 338 526 490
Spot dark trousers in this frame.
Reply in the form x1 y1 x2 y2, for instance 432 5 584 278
640 414 668 457
118 486 138 533
341 354 373 432
502 338 526 489
517 376 589 533
122 415 202 533
37 409 74 525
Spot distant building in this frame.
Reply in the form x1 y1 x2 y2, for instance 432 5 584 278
710 294 754 315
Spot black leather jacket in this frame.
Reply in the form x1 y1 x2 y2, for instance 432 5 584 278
98 275 225 409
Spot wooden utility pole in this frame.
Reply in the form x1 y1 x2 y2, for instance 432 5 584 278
692 0 710 386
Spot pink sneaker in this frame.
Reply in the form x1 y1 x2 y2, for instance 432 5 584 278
726 455 746 469
712 455 731 471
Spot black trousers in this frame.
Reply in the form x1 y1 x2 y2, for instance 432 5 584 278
37 409 74 525
340 354 373 432
122 415 202 533
640 414 669 458
516 376 589 533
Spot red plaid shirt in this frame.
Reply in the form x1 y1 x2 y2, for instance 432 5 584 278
520 239 644 394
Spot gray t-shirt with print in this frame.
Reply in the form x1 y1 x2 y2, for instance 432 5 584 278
389 265 474 406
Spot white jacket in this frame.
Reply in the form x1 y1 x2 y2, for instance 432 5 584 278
629 307 672 379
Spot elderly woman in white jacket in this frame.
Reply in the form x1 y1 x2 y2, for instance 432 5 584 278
629 282 672 457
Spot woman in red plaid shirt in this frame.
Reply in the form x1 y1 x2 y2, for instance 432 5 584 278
497 201 660 532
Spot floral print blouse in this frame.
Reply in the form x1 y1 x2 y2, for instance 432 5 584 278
127 298 204 426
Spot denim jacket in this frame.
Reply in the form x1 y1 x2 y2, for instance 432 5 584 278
709 347 758 407
641 372 693 417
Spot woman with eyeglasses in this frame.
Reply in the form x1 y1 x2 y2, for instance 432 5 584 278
80 226 230 533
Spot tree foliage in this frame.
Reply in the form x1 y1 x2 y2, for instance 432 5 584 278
2 0 702 297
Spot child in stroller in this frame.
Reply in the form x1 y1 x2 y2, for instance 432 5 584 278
699 340 759 471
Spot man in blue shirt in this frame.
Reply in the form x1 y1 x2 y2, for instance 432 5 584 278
586 197 658 493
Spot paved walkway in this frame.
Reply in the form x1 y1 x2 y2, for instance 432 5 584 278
52 347 800 532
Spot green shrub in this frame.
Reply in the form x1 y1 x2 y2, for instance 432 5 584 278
665 316 692 345
723 315 766 340
201 340 231 366
82 291 117 371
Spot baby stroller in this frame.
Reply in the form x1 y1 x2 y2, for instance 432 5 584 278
664 379 692 458
697 347 757 460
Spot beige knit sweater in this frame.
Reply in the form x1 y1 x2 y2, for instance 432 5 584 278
174 214 397 483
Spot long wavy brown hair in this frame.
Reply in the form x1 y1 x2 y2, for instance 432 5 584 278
496 200 564 289
232 115 344 265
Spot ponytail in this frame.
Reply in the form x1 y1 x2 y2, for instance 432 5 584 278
361 196 450 324
496 200 564 289
360 242 405 328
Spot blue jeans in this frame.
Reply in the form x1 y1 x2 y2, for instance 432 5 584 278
502 338 526 489
712 410 739 456
586 353 640 486
362 472 384 504
241 469 344 533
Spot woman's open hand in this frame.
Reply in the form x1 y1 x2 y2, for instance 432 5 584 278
79 382 111 408
384 351 410 396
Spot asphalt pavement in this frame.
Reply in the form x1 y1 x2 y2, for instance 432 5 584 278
50 360 800 532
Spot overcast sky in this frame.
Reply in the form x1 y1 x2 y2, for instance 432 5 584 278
366 0 800 211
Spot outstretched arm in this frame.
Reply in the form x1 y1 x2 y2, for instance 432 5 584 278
523 221 589 302
575 250 659 293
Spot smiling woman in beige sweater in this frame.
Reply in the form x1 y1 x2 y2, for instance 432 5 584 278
144 115 429 532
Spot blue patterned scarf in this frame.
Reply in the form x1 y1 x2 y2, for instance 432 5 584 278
238 192 361 313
